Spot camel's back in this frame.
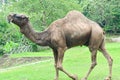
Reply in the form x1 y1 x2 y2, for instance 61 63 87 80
49 10 92 32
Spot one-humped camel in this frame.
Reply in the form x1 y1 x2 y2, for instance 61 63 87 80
7 10 113 80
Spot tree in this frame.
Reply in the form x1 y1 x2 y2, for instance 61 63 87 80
81 0 120 34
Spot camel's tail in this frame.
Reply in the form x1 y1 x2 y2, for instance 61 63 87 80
103 31 105 35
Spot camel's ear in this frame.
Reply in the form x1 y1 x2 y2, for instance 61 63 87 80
23 16 29 21
21 14 28 18
26 16 29 20
13 14 17 17
25 16 29 21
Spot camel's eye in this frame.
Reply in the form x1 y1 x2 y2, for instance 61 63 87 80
14 16 23 21
13 14 17 17
16 16 22 19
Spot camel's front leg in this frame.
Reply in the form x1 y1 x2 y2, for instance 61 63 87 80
81 48 97 80
53 49 59 80
57 47 78 80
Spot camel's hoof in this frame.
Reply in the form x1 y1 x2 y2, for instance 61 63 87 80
81 77 87 80
104 76 111 80
54 77 58 80
71 74 78 80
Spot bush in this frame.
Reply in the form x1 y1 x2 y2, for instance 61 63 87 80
81 0 120 34
3 41 18 53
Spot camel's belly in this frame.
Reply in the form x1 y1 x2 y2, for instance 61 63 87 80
65 33 90 48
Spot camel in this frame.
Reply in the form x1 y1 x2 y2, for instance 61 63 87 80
7 10 113 80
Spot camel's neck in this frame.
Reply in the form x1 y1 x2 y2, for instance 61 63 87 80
20 22 50 46
20 23 37 42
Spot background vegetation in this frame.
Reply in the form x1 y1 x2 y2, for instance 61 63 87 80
0 0 120 54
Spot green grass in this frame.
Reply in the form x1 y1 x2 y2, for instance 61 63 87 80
0 42 120 80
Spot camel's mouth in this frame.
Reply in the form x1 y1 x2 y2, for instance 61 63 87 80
8 18 13 23
7 14 14 23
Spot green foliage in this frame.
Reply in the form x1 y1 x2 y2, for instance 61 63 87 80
0 10 22 54
81 0 120 33
3 41 18 53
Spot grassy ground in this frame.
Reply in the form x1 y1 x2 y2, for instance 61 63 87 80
0 42 120 80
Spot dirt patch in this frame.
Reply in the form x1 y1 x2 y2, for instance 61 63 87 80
0 55 53 69
106 37 120 42
111 37 120 42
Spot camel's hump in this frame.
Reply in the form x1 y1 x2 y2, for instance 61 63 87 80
65 10 89 22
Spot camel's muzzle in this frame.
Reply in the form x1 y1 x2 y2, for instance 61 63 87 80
7 14 14 23
8 18 13 23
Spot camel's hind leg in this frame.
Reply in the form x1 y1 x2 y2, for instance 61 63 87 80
81 47 98 80
99 40 113 80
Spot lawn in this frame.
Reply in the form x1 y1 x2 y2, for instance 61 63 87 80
0 42 120 80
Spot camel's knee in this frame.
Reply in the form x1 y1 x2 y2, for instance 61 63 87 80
91 62 97 69
55 64 62 70
99 48 113 66
56 65 63 71
54 64 57 68
106 54 113 66
108 57 113 66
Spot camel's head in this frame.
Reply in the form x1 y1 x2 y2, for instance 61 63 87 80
7 13 29 27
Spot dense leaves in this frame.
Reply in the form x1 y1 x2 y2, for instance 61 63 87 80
82 0 120 33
